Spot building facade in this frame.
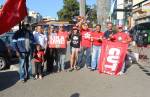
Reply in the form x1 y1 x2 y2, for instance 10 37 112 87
132 0 150 25
24 10 43 25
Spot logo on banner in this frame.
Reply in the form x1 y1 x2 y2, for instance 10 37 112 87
105 48 121 71
50 36 65 44
49 35 66 48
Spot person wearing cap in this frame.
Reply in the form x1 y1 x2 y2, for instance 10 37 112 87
69 26 81 71
111 25 131 43
77 23 92 69
91 24 104 71
111 25 132 75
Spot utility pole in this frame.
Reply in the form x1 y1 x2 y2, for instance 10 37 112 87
80 0 86 17
97 0 111 31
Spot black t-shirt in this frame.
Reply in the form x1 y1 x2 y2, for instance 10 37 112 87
69 33 81 48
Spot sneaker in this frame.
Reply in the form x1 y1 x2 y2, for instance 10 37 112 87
90 69 95 71
39 75 43 79
69 68 74 72
19 79 25 83
57 70 61 73
35 75 38 79
118 72 124 75
87 66 91 69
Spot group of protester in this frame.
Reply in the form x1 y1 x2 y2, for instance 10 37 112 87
12 17 132 82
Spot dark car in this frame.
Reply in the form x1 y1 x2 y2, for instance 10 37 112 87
0 32 18 70
0 32 17 57
0 39 12 70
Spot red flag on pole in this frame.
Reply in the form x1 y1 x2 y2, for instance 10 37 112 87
0 0 28 35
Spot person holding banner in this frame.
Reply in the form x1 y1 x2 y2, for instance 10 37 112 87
91 24 104 71
112 25 131 43
77 23 92 69
46 26 59 73
111 25 132 74
57 25 69 72
104 22 114 40
69 26 81 71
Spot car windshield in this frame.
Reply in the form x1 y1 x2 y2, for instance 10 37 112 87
0 32 14 44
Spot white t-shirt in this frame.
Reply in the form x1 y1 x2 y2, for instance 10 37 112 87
34 32 47 49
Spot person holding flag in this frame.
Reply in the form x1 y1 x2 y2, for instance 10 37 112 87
91 24 104 71
111 24 132 74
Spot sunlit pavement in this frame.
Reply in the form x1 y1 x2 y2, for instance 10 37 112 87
0 46 150 97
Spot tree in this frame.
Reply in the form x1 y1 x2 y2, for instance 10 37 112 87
86 4 97 27
57 0 79 22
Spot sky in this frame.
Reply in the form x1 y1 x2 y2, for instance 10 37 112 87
0 0 96 18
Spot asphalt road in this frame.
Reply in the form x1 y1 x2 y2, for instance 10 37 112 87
0 46 150 97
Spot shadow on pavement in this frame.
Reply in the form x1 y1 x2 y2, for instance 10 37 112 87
0 71 19 91
70 93 80 97
137 63 150 76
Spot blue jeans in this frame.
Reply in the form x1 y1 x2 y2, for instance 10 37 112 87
19 52 32 80
91 45 101 70
58 54 66 71
78 47 91 67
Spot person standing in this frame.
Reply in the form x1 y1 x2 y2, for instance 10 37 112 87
57 25 68 72
46 26 59 73
104 22 114 40
77 23 92 69
33 25 47 73
69 26 81 71
33 44 44 79
91 24 104 71
33 25 47 50
12 24 35 82
111 25 132 74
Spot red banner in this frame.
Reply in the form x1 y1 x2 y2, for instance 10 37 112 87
0 0 28 34
49 35 67 48
98 40 128 75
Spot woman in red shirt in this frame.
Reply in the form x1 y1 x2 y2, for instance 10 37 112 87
91 24 104 71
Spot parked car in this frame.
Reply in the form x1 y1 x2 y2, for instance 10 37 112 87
0 38 11 70
0 32 18 70
0 32 17 57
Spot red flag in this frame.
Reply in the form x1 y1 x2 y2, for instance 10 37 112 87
0 0 28 35
98 40 128 76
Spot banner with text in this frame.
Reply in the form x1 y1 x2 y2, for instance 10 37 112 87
49 35 66 48
98 40 128 76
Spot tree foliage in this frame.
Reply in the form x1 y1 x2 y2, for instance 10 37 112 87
57 0 79 22
57 0 97 24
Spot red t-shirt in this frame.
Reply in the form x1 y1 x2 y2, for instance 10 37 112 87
80 29 92 48
57 31 68 46
34 51 44 62
92 31 104 46
112 32 131 43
